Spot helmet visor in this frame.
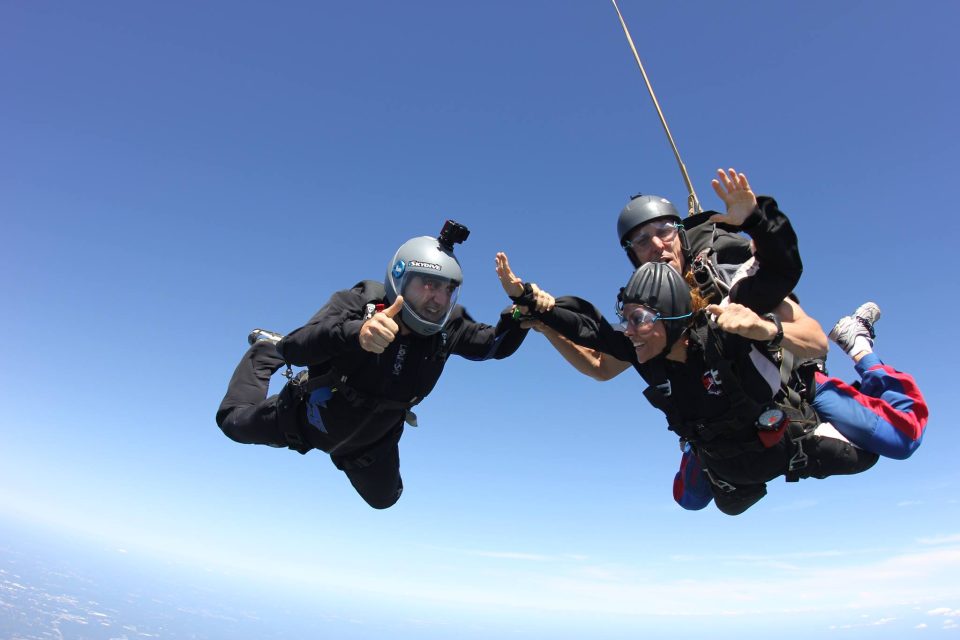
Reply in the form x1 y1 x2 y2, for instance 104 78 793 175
399 273 461 327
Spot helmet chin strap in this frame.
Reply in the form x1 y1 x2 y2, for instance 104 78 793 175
657 323 690 360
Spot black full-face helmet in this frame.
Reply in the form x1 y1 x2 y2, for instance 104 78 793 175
384 221 469 336
618 262 693 350
616 194 691 268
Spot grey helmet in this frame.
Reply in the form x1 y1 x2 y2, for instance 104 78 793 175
385 228 466 336
616 194 690 268
618 262 693 352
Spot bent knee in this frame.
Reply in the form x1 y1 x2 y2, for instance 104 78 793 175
807 437 879 477
879 437 922 460
362 486 403 510
713 484 766 516
217 418 252 445
215 407 234 431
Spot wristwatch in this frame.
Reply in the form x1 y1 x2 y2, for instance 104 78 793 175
756 407 786 431
762 313 783 347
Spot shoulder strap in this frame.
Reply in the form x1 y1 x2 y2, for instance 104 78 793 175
691 248 731 305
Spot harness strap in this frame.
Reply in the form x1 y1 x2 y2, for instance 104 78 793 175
276 381 311 455
783 404 820 481
691 248 730 305
700 465 738 494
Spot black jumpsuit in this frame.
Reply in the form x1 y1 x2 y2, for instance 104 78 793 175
527 198 877 514
217 280 527 509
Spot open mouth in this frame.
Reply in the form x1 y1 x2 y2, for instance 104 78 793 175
421 305 445 320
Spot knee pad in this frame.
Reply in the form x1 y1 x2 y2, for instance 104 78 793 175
804 436 879 479
712 483 767 516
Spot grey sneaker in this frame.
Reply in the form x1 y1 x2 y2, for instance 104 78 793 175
247 328 285 346
829 302 881 354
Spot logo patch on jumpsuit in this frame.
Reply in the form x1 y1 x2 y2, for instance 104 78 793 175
702 368 723 396
393 343 408 376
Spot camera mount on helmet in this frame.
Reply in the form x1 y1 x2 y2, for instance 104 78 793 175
438 220 470 251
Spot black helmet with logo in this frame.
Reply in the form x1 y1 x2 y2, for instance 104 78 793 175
618 262 693 350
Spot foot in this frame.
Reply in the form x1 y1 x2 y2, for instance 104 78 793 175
248 328 285 346
828 302 881 357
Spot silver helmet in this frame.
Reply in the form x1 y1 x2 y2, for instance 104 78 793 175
385 233 465 336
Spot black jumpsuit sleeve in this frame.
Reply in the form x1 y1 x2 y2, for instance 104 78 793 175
684 214 754 264
276 286 368 366
725 195 803 314
448 305 529 361
533 296 637 364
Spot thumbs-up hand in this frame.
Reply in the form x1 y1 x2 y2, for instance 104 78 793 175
359 296 404 353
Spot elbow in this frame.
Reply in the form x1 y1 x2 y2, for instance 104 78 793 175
591 368 619 382
813 335 829 358
806 332 830 359
790 344 828 361
790 335 828 360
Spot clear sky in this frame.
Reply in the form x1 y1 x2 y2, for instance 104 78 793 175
2 1 959 637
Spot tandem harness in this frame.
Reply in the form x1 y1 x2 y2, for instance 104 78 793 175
642 320 821 493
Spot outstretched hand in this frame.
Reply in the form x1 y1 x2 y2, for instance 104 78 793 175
709 168 758 227
706 303 778 342
495 251 555 313
359 295 403 354
495 252 524 298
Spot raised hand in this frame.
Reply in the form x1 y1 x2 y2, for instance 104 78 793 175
495 252 524 298
359 295 404 354
709 167 758 227
495 252 555 313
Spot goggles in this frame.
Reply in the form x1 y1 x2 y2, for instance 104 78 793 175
623 220 682 253
617 304 692 331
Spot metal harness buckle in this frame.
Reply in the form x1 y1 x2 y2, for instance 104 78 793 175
703 467 737 493
788 438 809 472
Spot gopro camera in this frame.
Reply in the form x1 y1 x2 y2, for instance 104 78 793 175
438 220 470 250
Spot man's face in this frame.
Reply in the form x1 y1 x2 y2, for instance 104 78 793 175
403 274 458 323
625 218 686 273
620 303 667 363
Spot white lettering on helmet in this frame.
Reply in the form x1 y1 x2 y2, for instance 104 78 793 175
408 260 442 271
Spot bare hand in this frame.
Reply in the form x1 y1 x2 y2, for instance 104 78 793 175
495 252 524 298
706 303 777 341
359 296 403 353
527 283 555 313
709 168 758 227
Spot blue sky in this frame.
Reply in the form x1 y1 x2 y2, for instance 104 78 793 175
2 1 959 636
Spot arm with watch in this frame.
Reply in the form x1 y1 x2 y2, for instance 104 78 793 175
705 297 828 359
701 180 828 359
764 296 828 358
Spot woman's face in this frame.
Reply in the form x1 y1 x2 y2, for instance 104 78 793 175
621 303 668 363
